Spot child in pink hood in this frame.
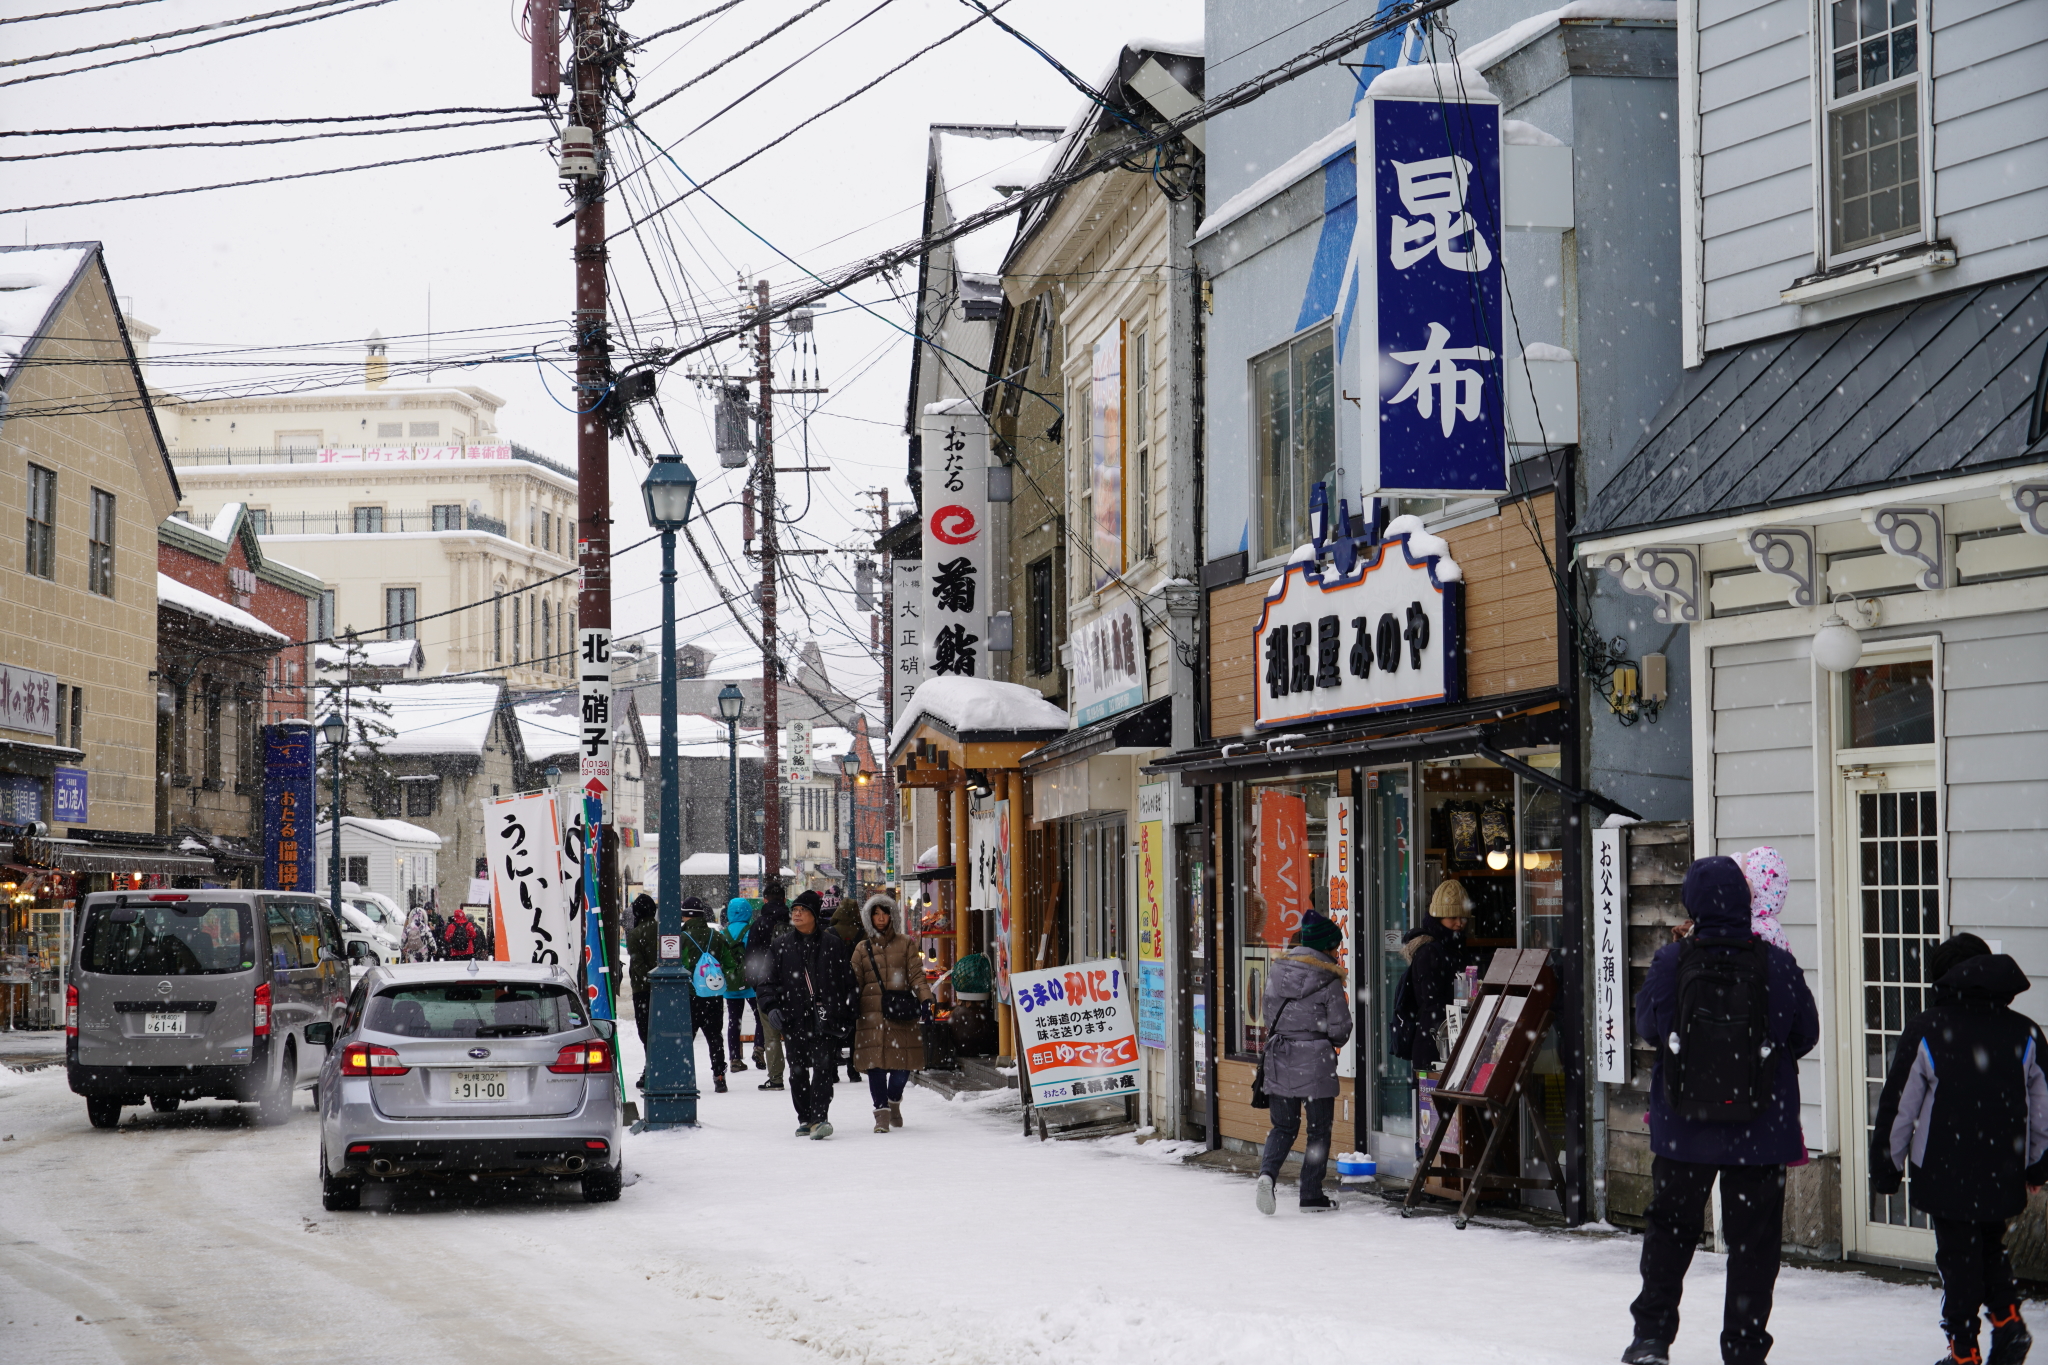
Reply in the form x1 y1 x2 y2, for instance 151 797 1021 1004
1741 846 1793 953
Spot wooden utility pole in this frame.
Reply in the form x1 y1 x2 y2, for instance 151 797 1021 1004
571 0 609 660
756 280 780 895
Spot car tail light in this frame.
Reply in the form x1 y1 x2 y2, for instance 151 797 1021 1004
347 1143 371 1156
253 981 271 1037
65 984 78 1039
548 1040 611 1074
584 1140 609 1151
148 893 188 901
340 1043 409 1077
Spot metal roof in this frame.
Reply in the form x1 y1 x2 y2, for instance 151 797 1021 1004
1580 269 2048 538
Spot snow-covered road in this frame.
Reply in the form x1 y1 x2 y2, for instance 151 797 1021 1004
1 1033 1951 1365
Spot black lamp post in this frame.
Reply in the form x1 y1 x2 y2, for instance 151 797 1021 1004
718 683 743 905
837 750 861 905
639 452 699 1130
320 710 346 925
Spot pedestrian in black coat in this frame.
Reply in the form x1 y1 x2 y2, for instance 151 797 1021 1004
1871 934 2048 1365
1388 879 1479 1069
757 890 857 1138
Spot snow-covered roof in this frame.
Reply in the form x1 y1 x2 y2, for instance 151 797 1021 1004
935 130 1063 280
513 694 580 759
1458 0 1674 69
316 639 424 671
889 676 1069 752
332 681 505 756
680 853 793 877
0 245 93 368
337 815 443 848
157 572 289 642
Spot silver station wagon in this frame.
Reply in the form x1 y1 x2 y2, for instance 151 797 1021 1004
314 961 625 1210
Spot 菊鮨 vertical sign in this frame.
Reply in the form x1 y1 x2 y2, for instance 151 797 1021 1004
1359 87 1508 497
919 400 988 678
1136 782 1168 1050
1592 825 1629 1084
577 628 611 824
486 792 577 968
1012 959 1141 1107
890 559 924 716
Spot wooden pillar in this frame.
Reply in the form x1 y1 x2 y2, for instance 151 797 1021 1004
999 769 1021 1060
953 779 972 967
934 779 953 983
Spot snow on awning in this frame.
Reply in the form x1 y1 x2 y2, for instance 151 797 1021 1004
888 676 1069 755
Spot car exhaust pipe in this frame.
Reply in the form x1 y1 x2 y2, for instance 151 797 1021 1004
565 1156 585 1173
371 1159 394 1175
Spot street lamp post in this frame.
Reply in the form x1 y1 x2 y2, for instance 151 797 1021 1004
639 452 700 1131
718 683 743 905
837 750 861 906
320 711 346 925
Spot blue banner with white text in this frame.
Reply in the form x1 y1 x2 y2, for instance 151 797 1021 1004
262 724 316 892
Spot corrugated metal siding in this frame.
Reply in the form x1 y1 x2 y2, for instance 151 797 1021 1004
1943 611 2048 1024
1710 636 1824 1142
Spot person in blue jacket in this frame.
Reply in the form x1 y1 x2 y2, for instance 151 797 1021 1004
1623 855 1820 1365
722 897 762 1073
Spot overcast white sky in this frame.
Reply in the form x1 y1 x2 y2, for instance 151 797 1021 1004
0 0 1199 716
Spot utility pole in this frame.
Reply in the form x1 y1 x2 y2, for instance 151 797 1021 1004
756 280 780 898
571 0 611 738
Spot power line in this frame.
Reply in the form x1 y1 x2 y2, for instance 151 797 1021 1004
630 0 840 121
0 137 540 216
1 0 168 25
0 113 545 161
0 0 406 89
0 107 537 136
4 0 366 68
604 0 752 59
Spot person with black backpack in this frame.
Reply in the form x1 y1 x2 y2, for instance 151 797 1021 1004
1623 855 1819 1365
1870 933 2048 1365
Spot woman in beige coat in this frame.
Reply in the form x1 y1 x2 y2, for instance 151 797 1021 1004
851 893 932 1133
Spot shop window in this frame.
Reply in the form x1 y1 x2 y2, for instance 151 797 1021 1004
1028 556 1054 677
1847 657 1934 748
25 463 55 579
385 587 417 640
353 506 385 534
1822 0 1925 258
1233 777 1338 1057
1060 816 1126 967
1252 324 1335 562
87 489 116 597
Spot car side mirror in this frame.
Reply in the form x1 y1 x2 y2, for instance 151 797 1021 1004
347 941 372 962
305 1022 335 1047
591 1018 616 1042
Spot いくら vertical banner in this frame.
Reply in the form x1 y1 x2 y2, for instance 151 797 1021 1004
262 724 315 892
486 792 574 967
917 400 989 678
1089 324 1124 588
1359 88 1508 497
1254 790 1310 947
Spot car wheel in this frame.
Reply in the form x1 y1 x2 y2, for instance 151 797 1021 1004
257 1048 295 1127
149 1096 181 1113
580 1164 623 1204
86 1097 122 1130
320 1144 361 1211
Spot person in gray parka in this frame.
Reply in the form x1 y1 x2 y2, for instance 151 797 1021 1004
1256 913 1353 1215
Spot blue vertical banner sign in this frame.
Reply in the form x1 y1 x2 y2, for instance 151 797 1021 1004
262 723 316 892
581 793 613 1021
1358 90 1508 497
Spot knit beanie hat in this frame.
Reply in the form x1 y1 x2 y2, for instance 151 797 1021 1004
680 896 706 915
1429 879 1473 919
1929 932 1991 985
630 893 657 924
791 889 824 913
1299 914 1343 954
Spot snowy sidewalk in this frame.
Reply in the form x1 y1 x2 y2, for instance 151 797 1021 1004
608 1030 1946 1365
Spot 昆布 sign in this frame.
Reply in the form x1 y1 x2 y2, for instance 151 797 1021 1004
1252 530 1461 729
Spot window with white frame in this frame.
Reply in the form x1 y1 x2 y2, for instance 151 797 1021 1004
1823 0 1925 258
1252 323 1335 561
1131 329 1152 561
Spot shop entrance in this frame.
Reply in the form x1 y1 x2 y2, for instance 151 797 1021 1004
1061 815 1126 964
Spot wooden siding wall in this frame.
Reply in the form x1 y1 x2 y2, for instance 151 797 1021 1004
1695 0 2048 353
1207 579 1267 739
1215 1059 1357 1154
1709 635 1825 1145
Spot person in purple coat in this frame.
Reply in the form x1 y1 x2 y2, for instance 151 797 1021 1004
1623 855 1820 1365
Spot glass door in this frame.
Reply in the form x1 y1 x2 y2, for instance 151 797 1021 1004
1368 766 1414 1137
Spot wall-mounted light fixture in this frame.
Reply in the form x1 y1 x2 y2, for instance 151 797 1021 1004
1813 592 1882 673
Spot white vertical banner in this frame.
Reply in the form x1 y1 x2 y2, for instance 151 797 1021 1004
786 717 814 784
1592 825 1629 1084
891 560 925 718
576 627 612 824
486 792 577 968
968 807 998 911
1327 795 1356 1078
918 399 989 678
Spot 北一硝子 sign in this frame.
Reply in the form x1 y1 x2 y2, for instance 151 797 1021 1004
1358 84 1508 497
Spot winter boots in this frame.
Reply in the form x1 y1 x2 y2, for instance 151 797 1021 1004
1938 1335 1983 1365
873 1108 891 1133
888 1100 903 1128
810 1120 834 1140
713 1074 728 1093
1989 1306 2033 1365
1255 1175 1276 1216
1619 1341 1670 1365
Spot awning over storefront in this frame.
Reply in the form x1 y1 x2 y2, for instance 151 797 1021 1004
1019 696 1172 771
19 837 216 876
1150 695 1569 786
0 738 86 773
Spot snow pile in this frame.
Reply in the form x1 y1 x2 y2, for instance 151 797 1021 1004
326 681 504 756
1504 118 1567 146
1525 342 1577 363
1197 116 1357 241
339 815 442 847
889 676 1069 752
0 246 91 365
157 573 289 641
316 640 422 671
1364 62 1496 101
1385 515 1465 582
1460 0 1677 70
677 852 791 878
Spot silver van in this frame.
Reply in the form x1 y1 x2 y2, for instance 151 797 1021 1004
67 889 349 1129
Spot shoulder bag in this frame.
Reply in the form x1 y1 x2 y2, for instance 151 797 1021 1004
1249 999 1294 1110
867 938 920 1023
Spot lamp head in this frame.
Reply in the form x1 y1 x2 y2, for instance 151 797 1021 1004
639 453 698 531
838 751 860 778
1813 607 1864 674
716 682 744 721
319 712 346 746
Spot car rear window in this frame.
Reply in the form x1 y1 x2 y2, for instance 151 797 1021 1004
364 982 587 1039
81 902 253 975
